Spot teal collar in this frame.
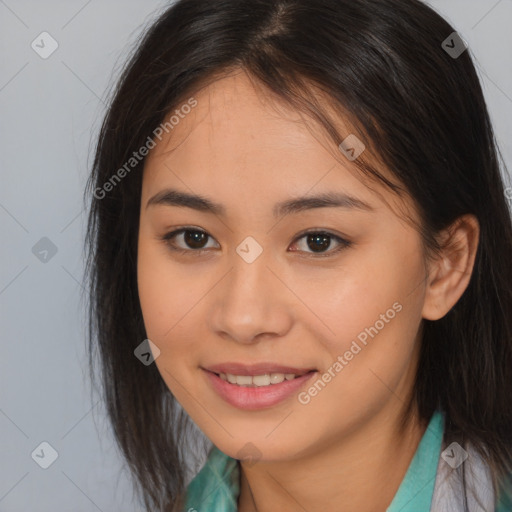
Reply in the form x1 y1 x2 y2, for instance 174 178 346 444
184 410 445 512
387 409 444 511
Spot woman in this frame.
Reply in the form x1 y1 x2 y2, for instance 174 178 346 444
85 0 512 510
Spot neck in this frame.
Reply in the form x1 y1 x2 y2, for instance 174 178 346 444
237 402 428 512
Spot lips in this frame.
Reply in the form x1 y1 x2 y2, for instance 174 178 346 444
202 364 318 411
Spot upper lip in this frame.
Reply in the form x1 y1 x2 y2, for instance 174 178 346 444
203 363 317 376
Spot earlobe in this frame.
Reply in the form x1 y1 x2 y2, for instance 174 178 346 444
422 214 480 321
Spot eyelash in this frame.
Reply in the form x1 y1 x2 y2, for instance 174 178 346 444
159 227 352 258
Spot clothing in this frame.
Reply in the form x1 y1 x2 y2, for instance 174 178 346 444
183 410 512 511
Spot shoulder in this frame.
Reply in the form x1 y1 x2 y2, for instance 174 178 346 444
431 414 512 512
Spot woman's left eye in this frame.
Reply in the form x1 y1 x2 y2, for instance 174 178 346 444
160 227 351 257
289 230 352 256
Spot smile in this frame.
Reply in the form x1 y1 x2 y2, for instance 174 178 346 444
218 372 298 386
202 365 318 410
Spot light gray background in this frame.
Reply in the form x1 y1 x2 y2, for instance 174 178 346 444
1 1 511 511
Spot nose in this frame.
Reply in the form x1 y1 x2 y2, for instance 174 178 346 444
207 246 294 345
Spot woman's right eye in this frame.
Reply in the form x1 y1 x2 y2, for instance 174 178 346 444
160 228 219 254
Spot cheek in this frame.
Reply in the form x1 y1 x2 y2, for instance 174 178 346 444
136 236 215 377
137 239 189 362
138 237 194 338
288 257 412 352
137 241 202 403
296 245 425 392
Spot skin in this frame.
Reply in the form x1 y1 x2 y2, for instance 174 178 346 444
137 69 480 511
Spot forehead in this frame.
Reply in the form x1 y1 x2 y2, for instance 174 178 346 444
141 70 405 217
147 71 341 165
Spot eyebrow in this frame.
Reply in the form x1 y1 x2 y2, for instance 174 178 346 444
146 188 374 217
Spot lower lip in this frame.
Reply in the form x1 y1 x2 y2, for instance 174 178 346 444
203 369 317 410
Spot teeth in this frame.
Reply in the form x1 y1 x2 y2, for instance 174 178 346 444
253 374 271 386
226 373 237 384
236 375 253 386
218 372 299 387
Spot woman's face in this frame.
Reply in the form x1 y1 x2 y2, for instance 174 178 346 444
137 71 430 462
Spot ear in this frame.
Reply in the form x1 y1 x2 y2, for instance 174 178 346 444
422 214 480 321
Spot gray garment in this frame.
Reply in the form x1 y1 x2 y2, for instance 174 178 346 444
431 439 495 511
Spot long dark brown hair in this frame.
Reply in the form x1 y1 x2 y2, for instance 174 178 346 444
84 0 512 510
